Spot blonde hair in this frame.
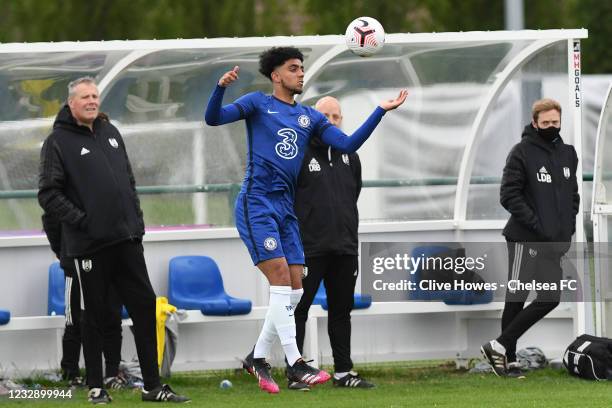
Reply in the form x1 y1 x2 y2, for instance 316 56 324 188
532 98 561 122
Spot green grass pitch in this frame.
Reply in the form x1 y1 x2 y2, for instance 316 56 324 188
2 362 611 407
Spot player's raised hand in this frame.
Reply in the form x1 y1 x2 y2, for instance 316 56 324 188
218 66 240 87
379 89 408 111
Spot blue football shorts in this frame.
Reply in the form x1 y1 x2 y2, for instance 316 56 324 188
234 191 305 266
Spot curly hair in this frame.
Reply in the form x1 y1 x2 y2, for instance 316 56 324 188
258 47 304 80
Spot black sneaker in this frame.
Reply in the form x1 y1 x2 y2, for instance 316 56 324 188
333 371 375 388
481 340 507 377
506 362 526 379
241 348 255 376
286 358 331 386
287 380 310 391
252 358 279 394
88 388 112 404
104 375 128 390
141 384 190 403
68 376 85 388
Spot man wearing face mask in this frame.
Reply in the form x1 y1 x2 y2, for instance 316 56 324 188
481 98 580 378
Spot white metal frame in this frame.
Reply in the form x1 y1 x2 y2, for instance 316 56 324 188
0 29 591 371
0 30 588 54
591 83 612 336
0 29 588 243
0 302 574 369
453 38 560 224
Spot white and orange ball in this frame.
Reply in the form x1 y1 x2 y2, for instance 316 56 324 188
345 17 385 57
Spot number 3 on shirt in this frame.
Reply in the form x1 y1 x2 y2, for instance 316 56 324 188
275 128 298 160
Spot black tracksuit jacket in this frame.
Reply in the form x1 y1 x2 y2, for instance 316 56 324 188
500 124 580 244
38 106 144 257
294 140 361 258
41 212 75 276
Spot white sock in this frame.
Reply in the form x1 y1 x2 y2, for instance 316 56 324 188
334 371 349 379
253 318 276 359
290 288 304 308
267 286 301 365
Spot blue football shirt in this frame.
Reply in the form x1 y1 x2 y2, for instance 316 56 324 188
205 84 386 198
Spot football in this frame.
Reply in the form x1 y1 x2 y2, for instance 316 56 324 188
345 17 385 57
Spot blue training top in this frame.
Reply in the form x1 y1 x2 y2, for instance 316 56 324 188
205 85 385 197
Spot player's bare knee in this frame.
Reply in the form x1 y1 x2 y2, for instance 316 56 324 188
260 260 291 285
268 267 291 286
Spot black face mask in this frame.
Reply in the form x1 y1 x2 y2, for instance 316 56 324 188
537 126 560 142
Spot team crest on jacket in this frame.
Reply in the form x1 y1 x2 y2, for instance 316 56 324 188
342 154 350 165
529 248 537 258
81 259 93 272
108 138 119 148
298 115 310 128
264 237 277 251
563 167 570 179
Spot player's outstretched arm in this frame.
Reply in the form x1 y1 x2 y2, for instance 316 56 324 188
205 66 243 126
379 89 408 111
218 66 240 88
320 89 408 153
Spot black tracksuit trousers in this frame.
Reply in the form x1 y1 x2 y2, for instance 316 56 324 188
61 275 123 380
294 254 358 373
74 240 160 390
497 241 561 362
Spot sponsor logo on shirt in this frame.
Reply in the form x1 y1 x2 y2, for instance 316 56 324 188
537 166 551 183
308 158 321 172
275 128 299 159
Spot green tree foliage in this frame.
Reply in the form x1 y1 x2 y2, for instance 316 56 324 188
523 0 612 74
573 0 612 74
0 0 293 41
0 0 609 73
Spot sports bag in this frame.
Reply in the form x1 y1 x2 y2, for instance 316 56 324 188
563 334 612 380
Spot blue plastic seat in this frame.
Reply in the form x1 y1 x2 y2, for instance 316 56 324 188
0 309 10 325
312 281 372 310
409 246 493 305
48 262 131 318
168 256 252 316
48 262 66 316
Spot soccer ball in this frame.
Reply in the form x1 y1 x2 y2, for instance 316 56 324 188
345 17 385 57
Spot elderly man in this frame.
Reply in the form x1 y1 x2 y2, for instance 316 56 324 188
38 77 189 404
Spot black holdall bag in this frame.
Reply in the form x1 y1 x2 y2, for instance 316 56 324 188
563 334 612 380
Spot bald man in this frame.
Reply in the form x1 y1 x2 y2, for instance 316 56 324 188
292 96 374 389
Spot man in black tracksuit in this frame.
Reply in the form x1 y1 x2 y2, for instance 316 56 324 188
38 77 188 403
481 98 580 378
42 211 124 389
293 96 374 389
